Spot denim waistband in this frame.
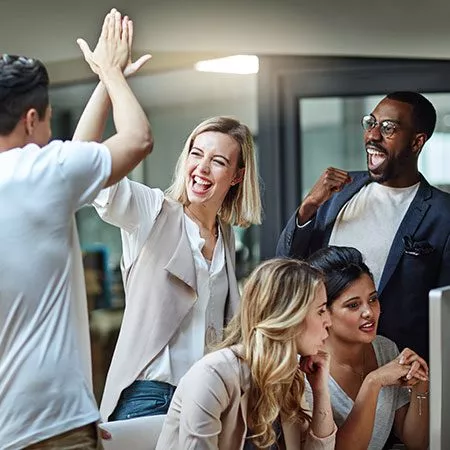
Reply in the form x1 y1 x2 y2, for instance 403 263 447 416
121 380 177 399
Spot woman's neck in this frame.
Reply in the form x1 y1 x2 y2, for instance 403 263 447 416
185 203 218 231
326 334 369 366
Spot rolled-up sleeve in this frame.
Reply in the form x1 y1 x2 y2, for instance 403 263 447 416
92 178 164 268
304 424 337 450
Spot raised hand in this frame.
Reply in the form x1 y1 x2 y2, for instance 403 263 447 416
298 167 351 224
122 19 152 78
306 167 351 207
299 350 331 392
76 8 129 76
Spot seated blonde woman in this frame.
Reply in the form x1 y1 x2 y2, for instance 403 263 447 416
307 246 429 450
156 258 336 450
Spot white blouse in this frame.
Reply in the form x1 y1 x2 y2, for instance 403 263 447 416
94 179 229 386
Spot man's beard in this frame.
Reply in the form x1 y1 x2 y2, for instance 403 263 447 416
367 146 412 184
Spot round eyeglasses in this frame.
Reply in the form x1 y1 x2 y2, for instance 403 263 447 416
361 114 398 138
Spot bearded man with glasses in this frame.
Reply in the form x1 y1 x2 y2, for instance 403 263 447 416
277 91 450 365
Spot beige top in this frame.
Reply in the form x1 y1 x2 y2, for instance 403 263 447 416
99 198 240 420
157 348 337 450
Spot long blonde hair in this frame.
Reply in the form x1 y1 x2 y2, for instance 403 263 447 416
165 116 261 227
219 258 324 448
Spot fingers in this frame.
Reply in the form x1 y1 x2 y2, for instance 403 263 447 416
405 360 428 382
122 16 130 45
398 348 429 376
323 167 350 181
320 167 351 192
398 348 412 364
299 356 315 374
326 168 350 182
101 11 111 40
76 38 92 59
299 352 330 375
123 54 152 77
132 54 152 71
100 428 112 440
113 9 122 40
127 18 134 49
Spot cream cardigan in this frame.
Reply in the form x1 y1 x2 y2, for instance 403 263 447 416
157 347 337 450
100 198 240 420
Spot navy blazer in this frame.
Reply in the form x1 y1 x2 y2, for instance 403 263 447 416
277 171 450 361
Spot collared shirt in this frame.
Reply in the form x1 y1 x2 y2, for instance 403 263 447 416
94 181 228 386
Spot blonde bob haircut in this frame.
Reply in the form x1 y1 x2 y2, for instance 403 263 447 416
219 258 324 449
165 116 261 227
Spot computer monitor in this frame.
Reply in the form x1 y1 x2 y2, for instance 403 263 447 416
429 286 450 449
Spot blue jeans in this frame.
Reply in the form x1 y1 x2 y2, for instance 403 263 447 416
109 380 176 421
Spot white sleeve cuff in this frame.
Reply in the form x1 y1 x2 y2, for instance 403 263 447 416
296 215 312 228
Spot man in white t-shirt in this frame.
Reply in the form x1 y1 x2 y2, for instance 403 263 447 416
0 9 152 450
277 91 450 364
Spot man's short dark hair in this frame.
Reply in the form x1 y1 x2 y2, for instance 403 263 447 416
0 54 49 135
386 91 437 141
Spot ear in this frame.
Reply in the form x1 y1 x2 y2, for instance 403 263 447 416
23 108 39 137
412 132 427 157
231 168 245 186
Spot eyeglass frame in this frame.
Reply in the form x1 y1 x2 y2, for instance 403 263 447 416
361 114 401 139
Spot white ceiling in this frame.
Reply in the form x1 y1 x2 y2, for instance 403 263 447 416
3 0 450 64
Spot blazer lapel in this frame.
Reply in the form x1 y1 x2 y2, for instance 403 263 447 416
164 214 197 292
378 177 432 294
323 173 370 244
239 360 250 447
219 221 241 323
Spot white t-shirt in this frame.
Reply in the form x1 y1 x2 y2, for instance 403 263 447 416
329 182 419 288
94 180 229 386
305 336 410 450
0 140 111 449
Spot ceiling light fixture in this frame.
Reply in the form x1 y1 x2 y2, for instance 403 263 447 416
194 55 259 74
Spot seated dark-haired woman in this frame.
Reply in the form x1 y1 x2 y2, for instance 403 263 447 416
306 246 429 450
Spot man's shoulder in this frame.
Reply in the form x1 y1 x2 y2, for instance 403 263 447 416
47 139 109 157
424 181 450 218
429 184 450 204
16 140 108 165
